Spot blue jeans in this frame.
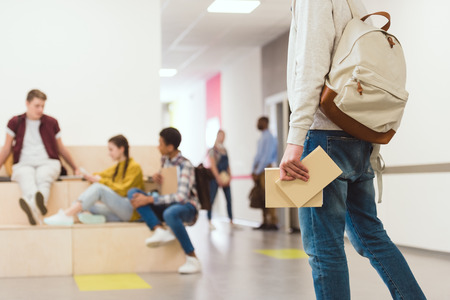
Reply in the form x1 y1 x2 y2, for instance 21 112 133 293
207 179 232 220
127 188 197 255
78 183 133 222
208 153 233 220
299 130 425 300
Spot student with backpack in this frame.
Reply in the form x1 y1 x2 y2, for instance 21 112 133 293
279 0 426 299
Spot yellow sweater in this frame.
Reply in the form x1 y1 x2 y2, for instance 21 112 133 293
95 158 144 197
94 158 144 221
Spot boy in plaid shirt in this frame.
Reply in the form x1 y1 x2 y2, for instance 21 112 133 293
128 127 201 274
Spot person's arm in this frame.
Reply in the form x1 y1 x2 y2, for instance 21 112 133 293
254 133 271 175
209 151 223 187
280 0 334 181
98 164 143 196
130 193 154 208
57 138 80 175
84 164 115 183
280 144 309 181
252 139 262 174
152 172 162 185
226 153 232 187
0 134 14 168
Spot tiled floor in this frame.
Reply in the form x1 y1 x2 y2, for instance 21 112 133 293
0 213 449 300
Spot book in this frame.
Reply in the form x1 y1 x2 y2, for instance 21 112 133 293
160 167 178 195
59 175 84 181
265 168 323 208
265 145 342 208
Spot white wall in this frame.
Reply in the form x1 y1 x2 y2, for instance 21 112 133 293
362 0 450 252
169 81 207 165
215 47 263 223
0 0 161 146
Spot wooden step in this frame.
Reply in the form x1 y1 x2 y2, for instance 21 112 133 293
72 223 185 275
0 223 185 278
0 225 73 278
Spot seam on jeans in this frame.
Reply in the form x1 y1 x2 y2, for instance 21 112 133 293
346 208 405 299
309 208 326 299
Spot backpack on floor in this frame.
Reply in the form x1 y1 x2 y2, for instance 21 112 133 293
320 0 408 145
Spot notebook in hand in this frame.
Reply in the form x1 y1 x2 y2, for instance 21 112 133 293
265 145 342 208
265 166 323 208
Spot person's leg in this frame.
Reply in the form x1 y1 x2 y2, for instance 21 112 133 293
260 173 270 228
88 203 122 222
267 208 278 227
128 188 166 229
77 183 133 221
11 163 40 224
207 179 219 220
346 179 426 299
168 203 201 274
300 178 349 299
163 203 197 255
136 204 167 230
253 208 269 230
222 186 233 221
299 130 351 300
11 163 38 201
35 159 61 205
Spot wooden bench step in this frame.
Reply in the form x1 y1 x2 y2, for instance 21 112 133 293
0 223 185 278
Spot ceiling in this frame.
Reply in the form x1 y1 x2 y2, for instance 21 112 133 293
160 0 291 101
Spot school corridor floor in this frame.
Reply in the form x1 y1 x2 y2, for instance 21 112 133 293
0 212 449 300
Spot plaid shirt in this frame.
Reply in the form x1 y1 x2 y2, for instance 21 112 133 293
155 152 199 209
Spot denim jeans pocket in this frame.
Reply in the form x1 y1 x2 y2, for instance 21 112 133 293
327 136 374 181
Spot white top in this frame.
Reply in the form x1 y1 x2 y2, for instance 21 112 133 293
286 0 366 146
6 118 61 164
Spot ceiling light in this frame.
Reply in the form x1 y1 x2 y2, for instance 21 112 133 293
207 0 261 14
159 69 178 77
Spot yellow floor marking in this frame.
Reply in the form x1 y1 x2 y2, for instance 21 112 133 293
74 273 152 291
255 248 309 259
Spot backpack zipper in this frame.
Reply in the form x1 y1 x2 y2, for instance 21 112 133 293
357 81 363 95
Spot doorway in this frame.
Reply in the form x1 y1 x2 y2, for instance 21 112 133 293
265 91 300 233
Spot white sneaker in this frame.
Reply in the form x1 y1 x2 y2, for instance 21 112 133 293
78 213 106 224
145 227 176 248
178 256 201 274
44 209 74 226
209 223 216 231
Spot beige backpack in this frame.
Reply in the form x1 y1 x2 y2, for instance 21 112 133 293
320 1 408 145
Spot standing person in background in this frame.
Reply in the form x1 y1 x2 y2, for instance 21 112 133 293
207 129 233 230
279 0 426 299
0 89 80 225
252 116 278 231
44 135 144 225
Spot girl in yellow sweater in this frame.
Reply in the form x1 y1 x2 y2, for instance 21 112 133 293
44 135 144 225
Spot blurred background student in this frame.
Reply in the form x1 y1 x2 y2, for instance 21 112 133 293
207 130 233 230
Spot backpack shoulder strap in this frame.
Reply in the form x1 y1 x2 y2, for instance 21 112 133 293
370 144 385 203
